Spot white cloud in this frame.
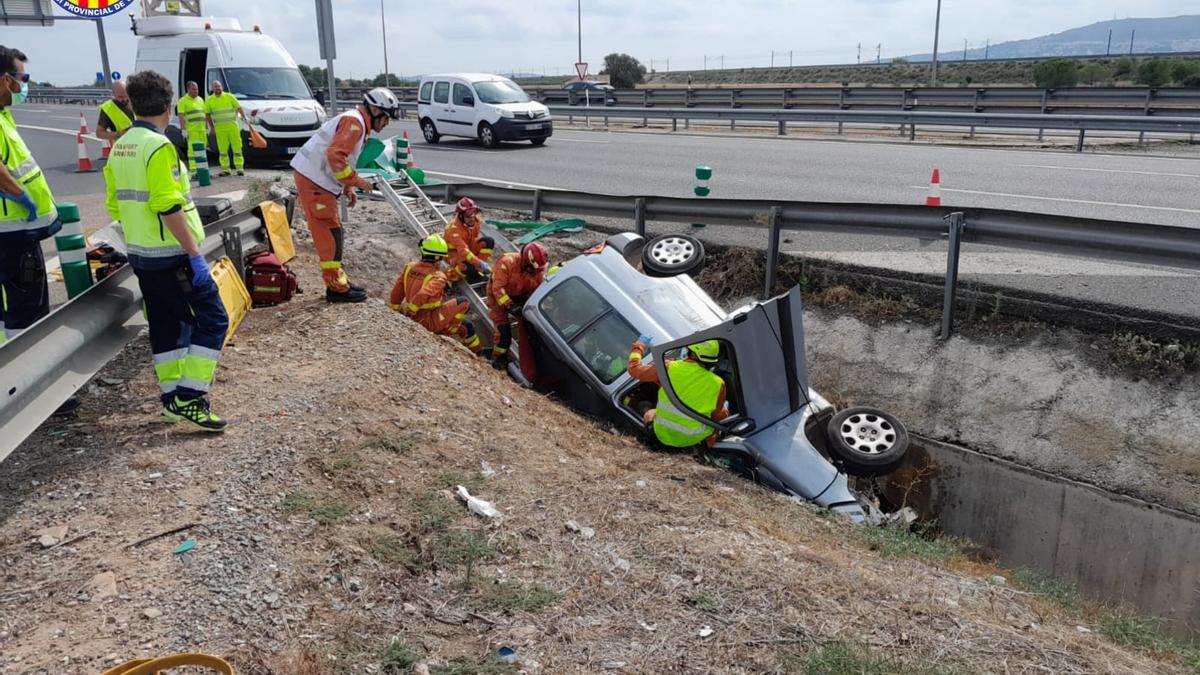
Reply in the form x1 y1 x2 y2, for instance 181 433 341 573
3 0 1197 85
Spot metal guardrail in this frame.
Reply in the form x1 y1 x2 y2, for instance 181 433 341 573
0 201 278 462
432 181 1200 339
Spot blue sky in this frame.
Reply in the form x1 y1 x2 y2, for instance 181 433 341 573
4 0 1198 84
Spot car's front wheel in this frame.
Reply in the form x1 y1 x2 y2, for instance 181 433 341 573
478 122 498 148
421 118 440 144
824 407 909 477
530 137 547 146
641 233 706 277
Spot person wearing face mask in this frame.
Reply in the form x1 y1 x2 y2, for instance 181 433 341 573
96 80 134 145
290 87 399 303
0 45 62 347
102 70 229 431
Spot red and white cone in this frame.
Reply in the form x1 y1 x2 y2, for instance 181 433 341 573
101 137 112 159
75 133 95 173
78 112 90 135
403 131 415 169
925 167 942 207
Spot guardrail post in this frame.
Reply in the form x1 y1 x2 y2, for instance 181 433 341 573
763 206 783 299
1076 129 1086 152
1038 90 1048 141
634 197 647 237
909 123 916 141
672 117 678 132
940 211 966 340
778 120 786 135
221 226 245 279
443 183 453 203
837 121 844 135
532 189 543 221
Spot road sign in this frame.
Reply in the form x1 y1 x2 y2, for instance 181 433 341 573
315 0 337 60
111 71 122 81
95 72 104 83
575 62 588 80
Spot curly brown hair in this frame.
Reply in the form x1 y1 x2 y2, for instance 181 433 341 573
126 70 174 117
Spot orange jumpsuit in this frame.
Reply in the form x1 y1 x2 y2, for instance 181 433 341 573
627 340 729 447
389 260 482 353
444 213 493 282
294 115 372 292
485 252 545 357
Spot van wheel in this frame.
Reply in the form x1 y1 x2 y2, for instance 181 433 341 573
530 138 547 146
421 119 440 144
478 122 498 148
825 407 909 477
641 234 705 277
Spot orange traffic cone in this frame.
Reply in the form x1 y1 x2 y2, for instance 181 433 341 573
403 131 415 169
78 112 89 135
925 167 941 207
75 133 95 173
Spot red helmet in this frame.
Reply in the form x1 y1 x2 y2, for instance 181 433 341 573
521 242 549 271
455 197 480 220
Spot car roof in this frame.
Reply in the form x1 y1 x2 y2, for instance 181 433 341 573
422 73 511 82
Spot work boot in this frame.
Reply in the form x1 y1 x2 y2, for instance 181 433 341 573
326 287 368 303
237 170 245 176
219 169 232 177
491 356 508 371
162 395 227 432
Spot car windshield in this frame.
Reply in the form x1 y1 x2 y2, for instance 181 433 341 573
217 67 311 100
540 278 639 384
473 79 529 104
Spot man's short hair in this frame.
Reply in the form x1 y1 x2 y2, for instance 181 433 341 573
0 46 29 74
126 70 174 117
186 80 198 89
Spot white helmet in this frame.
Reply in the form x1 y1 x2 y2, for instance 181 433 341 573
363 87 400 119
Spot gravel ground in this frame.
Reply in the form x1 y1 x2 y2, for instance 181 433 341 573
0 182 1191 674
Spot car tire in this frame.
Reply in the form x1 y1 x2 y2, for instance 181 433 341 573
641 233 706 277
530 137 547 146
824 407 909 477
421 118 440 144
478 122 498 148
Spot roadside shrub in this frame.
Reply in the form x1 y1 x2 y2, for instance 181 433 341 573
1112 56 1136 78
1170 60 1200 84
1078 63 1113 85
1136 59 1171 87
1033 58 1078 88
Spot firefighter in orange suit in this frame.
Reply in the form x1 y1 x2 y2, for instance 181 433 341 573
486 242 548 369
444 197 493 282
290 87 399 303
390 234 483 353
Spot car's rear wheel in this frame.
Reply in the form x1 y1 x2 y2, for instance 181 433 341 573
825 407 909 477
530 137 547 146
478 122 498 148
421 118 440 144
641 233 706 277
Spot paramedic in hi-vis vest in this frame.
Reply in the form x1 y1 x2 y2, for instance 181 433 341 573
96 80 133 145
0 45 61 346
204 79 246 176
104 70 229 432
175 80 206 180
290 87 400 303
627 337 730 450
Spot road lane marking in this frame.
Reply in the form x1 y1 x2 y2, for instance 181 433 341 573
17 124 101 142
425 170 555 191
550 136 610 144
1018 164 1200 178
907 185 1200 215
417 145 493 154
784 250 1195 277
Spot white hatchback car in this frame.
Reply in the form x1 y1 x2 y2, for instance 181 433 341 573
416 73 553 148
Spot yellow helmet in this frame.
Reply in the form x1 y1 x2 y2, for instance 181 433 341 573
687 339 720 363
420 233 449 258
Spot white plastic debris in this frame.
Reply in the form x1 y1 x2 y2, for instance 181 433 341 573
455 485 501 520
565 520 596 539
480 461 496 478
698 626 714 638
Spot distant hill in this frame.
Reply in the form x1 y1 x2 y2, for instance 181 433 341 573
908 15 1200 61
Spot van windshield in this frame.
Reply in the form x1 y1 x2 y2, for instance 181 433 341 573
472 80 530 105
216 67 312 100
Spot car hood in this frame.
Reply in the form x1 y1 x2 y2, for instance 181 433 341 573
490 101 549 114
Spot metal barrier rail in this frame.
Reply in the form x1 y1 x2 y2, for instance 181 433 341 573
432 181 1200 338
0 201 278 463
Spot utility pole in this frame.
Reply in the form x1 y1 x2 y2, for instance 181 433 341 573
984 38 990 60
963 38 968 61
720 55 724 69
1106 28 1112 55
1129 29 1135 55
931 0 943 86
789 50 793 67
857 42 862 64
771 50 775 68
95 19 112 88
380 0 389 88
704 55 707 71
577 0 582 67
876 43 881 64
666 58 669 71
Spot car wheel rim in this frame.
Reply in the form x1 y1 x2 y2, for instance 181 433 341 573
839 414 895 455
423 124 434 140
482 128 493 145
650 237 695 266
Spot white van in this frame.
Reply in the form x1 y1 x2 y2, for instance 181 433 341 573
132 13 324 162
417 74 552 148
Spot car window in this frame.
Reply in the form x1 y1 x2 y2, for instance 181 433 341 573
539 277 607 341
433 81 449 104
573 312 640 384
419 81 433 103
453 83 474 107
473 79 530 104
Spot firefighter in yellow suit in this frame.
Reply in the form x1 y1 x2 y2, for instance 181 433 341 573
203 79 246 176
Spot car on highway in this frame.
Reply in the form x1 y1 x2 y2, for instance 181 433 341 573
507 232 910 521
563 80 617 105
417 74 552 148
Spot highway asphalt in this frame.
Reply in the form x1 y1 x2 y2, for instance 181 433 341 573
13 104 1200 320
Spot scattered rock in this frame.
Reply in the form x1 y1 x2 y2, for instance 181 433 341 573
565 520 596 539
264 592 281 609
639 620 657 632
35 525 68 548
511 625 538 641
90 572 118 600
1076 625 1092 634
403 602 419 615
601 660 627 669
480 461 496 478
990 575 1007 586
413 664 431 675
146 472 164 480
635 480 647 488
347 577 362 592
141 608 163 620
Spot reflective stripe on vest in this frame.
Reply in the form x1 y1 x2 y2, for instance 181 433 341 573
402 263 440 314
289 108 367 195
107 126 204 261
98 99 132 132
178 95 206 125
652 360 723 448
206 93 240 126
0 109 59 233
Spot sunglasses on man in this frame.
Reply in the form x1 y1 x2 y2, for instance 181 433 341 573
4 72 31 83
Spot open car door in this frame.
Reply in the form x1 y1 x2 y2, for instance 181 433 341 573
650 286 862 517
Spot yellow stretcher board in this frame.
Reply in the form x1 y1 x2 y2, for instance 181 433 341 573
258 200 296 264
210 256 251 346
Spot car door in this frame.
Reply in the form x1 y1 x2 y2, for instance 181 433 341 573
447 82 479 134
431 80 461 137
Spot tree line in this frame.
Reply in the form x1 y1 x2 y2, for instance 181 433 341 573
1034 57 1200 88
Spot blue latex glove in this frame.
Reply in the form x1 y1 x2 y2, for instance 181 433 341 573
637 334 654 347
3 190 39 222
477 260 491 274
188 254 213 290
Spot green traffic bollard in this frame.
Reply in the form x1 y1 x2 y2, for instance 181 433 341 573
193 141 211 186
692 165 712 228
54 202 93 298
394 135 410 173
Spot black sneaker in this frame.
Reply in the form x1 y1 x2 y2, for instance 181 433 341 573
162 396 227 432
236 170 245 176
326 287 368 303
491 357 508 371
348 283 366 293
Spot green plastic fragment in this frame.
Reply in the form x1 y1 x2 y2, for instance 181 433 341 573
174 539 196 555
485 218 587 244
